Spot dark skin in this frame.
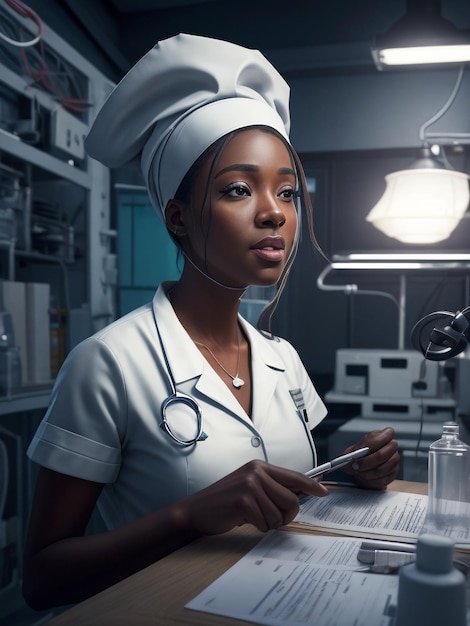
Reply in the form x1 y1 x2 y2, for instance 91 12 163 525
341 426 399 490
23 461 327 609
23 130 399 610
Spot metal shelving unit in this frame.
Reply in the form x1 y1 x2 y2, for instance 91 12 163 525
0 5 116 621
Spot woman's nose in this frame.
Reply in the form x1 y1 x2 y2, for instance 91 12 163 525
256 195 286 228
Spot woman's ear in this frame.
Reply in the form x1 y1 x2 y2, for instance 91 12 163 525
165 199 187 237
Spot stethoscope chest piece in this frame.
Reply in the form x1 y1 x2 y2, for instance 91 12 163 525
160 391 208 446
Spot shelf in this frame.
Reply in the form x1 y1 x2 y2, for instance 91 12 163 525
325 389 456 422
0 129 91 189
0 386 52 415
325 390 457 406
0 62 63 112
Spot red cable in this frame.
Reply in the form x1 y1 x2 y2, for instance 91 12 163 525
4 0 43 41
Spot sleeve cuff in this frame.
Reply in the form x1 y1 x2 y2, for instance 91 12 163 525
27 421 121 483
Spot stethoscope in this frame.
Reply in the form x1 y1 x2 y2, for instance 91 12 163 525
411 305 470 361
155 319 208 446
155 315 317 468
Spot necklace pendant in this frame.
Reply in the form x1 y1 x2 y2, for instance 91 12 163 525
232 376 245 389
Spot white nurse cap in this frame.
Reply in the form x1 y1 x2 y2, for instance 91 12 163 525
85 33 291 221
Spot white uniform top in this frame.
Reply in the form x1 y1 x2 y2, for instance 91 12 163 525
27 283 327 530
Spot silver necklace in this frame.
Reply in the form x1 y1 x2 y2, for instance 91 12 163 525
195 330 245 389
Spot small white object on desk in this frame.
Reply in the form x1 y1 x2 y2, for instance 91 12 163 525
396 533 466 626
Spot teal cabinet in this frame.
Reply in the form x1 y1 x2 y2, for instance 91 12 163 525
116 187 181 316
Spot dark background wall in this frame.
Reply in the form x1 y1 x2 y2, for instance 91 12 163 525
20 0 470 392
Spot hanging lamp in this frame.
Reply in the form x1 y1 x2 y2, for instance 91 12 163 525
371 0 470 70
366 147 469 244
366 60 470 244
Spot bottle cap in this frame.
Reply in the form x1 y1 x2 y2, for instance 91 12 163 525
416 534 454 574
442 422 459 436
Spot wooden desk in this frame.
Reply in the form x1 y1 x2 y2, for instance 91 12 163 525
45 480 426 626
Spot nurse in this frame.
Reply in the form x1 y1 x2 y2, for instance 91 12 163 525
23 34 400 610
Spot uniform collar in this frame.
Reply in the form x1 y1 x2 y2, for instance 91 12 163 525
152 282 286 386
152 283 287 425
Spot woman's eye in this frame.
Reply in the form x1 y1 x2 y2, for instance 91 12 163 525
279 188 298 200
220 183 251 198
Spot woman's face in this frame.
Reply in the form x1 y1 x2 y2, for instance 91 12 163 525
183 129 298 288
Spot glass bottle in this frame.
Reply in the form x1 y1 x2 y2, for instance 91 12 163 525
426 421 470 535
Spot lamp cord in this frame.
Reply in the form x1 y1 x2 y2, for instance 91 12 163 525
419 64 465 143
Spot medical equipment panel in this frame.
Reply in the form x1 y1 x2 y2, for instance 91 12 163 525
333 349 440 398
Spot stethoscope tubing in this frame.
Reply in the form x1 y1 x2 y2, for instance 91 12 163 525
155 317 208 446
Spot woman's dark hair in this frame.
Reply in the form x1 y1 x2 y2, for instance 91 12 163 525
170 125 326 332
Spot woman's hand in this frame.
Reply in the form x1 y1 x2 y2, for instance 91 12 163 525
184 459 328 535
340 427 400 490
23 461 327 610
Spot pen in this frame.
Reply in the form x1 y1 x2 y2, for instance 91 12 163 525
360 539 416 553
305 447 370 478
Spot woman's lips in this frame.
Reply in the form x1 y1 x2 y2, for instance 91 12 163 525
251 247 285 261
251 237 285 262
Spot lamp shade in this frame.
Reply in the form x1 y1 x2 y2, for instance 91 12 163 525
366 168 470 244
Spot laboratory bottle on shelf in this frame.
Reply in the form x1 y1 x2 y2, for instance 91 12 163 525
425 421 470 536
395 534 466 626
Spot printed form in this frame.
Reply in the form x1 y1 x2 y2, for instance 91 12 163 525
187 489 470 625
186 531 398 626
294 489 428 541
294 488 470 545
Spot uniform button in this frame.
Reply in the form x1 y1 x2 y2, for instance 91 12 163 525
251 436 261 448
